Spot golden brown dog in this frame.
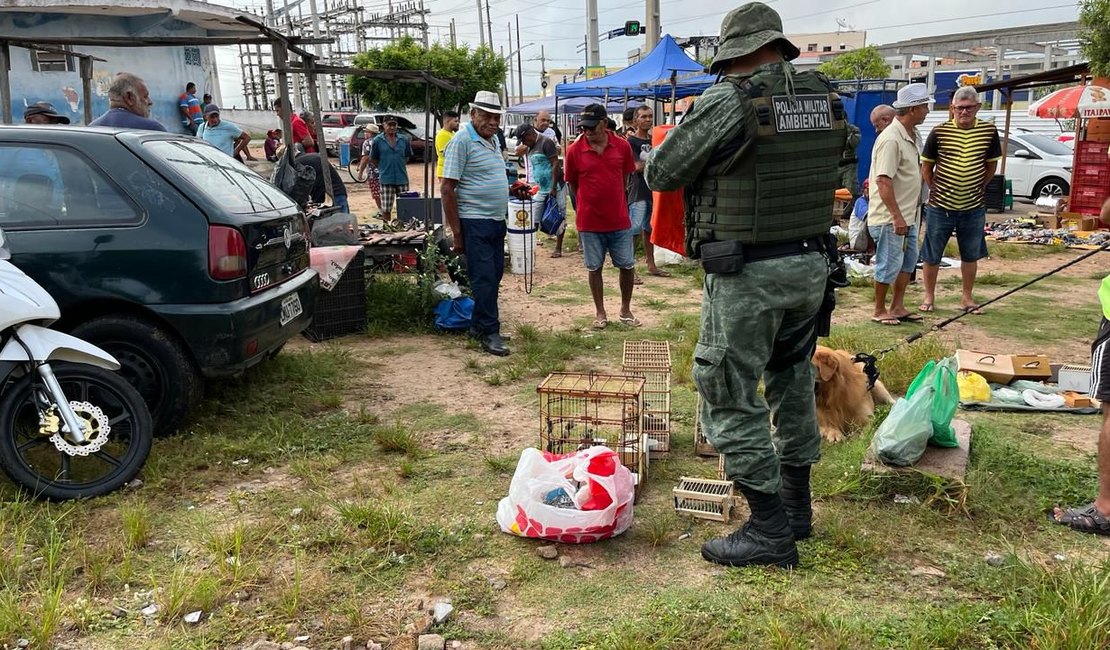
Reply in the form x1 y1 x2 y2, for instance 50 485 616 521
813 345 895 443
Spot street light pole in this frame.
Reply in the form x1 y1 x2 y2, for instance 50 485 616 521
516 13 524 103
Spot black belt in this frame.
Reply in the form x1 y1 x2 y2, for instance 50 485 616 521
742 236 828 264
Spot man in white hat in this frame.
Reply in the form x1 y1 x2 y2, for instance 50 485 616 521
441 90 530 357
867 82 931 326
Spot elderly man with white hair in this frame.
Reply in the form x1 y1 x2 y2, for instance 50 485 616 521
89 73 167 131
918 85 1001 315
869 104 895 134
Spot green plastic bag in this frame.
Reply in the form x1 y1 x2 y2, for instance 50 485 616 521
904 356 960 448
871 388 934 466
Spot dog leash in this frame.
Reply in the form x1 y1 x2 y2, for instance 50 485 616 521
869 239 1110 361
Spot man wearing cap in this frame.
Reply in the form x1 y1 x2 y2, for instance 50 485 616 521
564 103 639 330
358 123 384 215
645 2 856 569
196 105 252 160
514 123 566 256
442 91 530 357
24 102 70 125
370 117 413 222
867 83 931 326
919 85 1001 315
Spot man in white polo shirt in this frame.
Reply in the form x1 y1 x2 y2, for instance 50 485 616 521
867 83 930 326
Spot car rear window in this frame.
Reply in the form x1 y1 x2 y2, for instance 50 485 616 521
146 140 296 214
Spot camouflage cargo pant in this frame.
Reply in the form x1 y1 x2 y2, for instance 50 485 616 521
693 252 828 494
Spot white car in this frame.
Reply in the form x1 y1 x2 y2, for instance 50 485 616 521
1004 132 1073 199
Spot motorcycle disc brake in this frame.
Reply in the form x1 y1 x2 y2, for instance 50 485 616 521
38 402 111 456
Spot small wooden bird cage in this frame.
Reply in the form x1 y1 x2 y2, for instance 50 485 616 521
673 477 735 522
693 394 718 457
537 372 647 485
622 340 672 456
717 452 726 480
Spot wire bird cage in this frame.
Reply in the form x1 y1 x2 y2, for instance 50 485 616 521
693 394 718 457
537 372 647 487
621 340 672 457
673 477 735 522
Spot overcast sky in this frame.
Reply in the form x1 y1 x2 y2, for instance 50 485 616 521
215 0 1082 107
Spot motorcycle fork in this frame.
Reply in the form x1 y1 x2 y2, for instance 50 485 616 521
33 362 89 445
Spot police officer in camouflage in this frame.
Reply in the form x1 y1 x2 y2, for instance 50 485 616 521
645 2 855 569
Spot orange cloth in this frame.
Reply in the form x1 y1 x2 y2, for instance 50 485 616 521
649 125 686 256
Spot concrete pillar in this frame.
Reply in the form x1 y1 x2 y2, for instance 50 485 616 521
902 54 913 81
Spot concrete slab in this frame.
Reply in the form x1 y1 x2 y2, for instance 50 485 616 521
861 419 972 481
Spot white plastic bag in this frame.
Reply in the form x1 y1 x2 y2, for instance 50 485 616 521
496 446 634 544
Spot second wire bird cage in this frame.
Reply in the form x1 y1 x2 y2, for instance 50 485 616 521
621 340 672 457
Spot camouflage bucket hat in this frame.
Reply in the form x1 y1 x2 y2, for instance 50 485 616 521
711 2 801 74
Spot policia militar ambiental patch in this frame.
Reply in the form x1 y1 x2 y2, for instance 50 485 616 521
771 94 833 132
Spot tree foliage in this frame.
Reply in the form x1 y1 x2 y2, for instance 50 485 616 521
1080 0 1110 78
816 46 891 81
348 37 507 125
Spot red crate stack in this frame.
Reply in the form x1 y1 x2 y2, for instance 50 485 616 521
1070 141 1110 216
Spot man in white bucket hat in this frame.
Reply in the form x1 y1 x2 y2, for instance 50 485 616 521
442 90 530 357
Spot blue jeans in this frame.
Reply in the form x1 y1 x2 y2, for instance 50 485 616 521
580 229 635 271
920 206 987 264
333 194 350 213
628 200 652 236
460 218 506 336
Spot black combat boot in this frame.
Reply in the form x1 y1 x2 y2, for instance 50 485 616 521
779 464 813 541
701 486 798 568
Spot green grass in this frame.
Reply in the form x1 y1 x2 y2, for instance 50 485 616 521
364 274 438 336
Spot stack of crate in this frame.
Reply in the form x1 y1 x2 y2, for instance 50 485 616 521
621 341 672 458
1070 141 1110 217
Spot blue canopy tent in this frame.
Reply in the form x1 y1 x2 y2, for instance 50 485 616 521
553 35 709 125
554 34 706 99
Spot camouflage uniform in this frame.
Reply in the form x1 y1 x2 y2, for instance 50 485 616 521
646 2 855 568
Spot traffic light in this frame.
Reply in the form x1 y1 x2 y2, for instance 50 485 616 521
624 20 641 36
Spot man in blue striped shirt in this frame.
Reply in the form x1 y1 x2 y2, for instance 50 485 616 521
442 91 526 357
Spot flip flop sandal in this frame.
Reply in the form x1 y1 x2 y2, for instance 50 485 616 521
592 319 608 330
648 269 672 277
633 276 644 285
550 251 563 258
871 317 901 326
961 305 985 315
897 313 925 322
618 316 642 327
1048 503 1110 536
919 303 935 313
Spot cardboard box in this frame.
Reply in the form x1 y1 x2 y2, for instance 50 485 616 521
1011 354 1052 381
1063 392 1093 408
1079 215 1103 232
956 350 1014 385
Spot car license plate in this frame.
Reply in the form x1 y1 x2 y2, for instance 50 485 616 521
279 293 302 327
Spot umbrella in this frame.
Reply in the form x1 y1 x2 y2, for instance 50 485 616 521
1028 85 1110 119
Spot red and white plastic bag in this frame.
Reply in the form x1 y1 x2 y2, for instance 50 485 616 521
495 446 635 544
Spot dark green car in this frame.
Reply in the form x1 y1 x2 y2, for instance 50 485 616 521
0 126 319 434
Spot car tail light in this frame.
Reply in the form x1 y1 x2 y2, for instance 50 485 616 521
208 225 247 280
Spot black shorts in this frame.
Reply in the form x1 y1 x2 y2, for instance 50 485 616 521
1090 317 1110 401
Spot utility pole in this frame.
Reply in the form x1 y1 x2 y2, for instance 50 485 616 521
516 13 524 103
586 0 600 67
486 0 495 52
308 0 330 110
450 18 457 47
282 0 303 110
506 26 514 103
420 0 429 47
476 0 485 48
645 0 660 52
500 46 509 107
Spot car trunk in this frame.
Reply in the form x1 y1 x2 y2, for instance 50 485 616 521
240 210 310 294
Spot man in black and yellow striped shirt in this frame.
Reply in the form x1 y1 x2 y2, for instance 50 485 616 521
919 86 1001 315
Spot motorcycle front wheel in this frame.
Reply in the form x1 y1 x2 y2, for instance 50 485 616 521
0 363 153 500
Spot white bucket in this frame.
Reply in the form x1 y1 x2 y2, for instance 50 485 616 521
507 198 541 233
507 229 536 275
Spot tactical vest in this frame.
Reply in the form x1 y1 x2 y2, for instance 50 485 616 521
687 68 849 257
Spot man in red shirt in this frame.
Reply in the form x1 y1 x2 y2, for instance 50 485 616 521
564 104 640 329
272 98 316 154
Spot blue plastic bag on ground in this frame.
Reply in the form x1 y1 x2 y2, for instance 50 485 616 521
434 297 473 331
